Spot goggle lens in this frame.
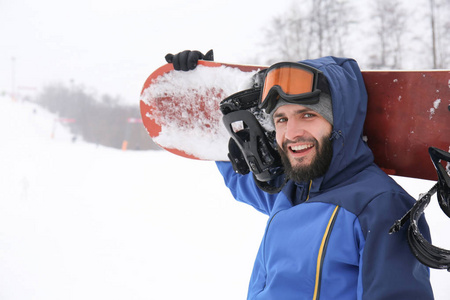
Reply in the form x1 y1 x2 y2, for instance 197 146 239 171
261 66 315 102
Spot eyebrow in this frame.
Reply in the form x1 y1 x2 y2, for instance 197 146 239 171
273 108 314 120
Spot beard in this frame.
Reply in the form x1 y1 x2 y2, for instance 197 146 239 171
278 134 333 183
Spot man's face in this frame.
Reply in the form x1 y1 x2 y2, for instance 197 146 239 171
273 104 333 182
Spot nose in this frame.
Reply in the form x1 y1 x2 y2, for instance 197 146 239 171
285 118 305 141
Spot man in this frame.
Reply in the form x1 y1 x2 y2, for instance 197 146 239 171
166 51 434 299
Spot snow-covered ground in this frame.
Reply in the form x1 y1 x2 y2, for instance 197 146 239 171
0 97 449 299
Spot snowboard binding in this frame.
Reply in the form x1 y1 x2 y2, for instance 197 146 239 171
220 75 286 194
390 147 450 271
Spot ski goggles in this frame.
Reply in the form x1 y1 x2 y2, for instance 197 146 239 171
258 62 327 113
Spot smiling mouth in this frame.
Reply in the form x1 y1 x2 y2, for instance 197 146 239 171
289 144 314 153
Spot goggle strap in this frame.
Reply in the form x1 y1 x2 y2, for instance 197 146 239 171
261 87 322 113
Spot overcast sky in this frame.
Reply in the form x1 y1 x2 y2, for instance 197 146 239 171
1 0 296 104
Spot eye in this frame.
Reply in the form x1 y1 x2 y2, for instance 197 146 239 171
303 113 316 119
275 117 287 124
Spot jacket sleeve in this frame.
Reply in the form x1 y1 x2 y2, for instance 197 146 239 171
215 161 277 215
357 191 434 300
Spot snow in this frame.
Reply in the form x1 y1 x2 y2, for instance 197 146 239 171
434 99 442 110
430 98 442 119
1 97 450 299
141 65 259 161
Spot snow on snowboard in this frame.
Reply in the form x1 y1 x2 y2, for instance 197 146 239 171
139 60 449 181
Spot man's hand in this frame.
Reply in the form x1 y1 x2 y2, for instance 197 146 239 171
165 50 214 71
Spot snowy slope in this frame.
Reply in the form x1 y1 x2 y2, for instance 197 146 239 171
0 97 449 299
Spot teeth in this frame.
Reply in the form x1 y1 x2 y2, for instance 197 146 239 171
290 144 313 152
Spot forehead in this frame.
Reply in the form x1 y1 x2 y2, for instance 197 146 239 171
272 104 313 117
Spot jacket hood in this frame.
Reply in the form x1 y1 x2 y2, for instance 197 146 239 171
299 57 374 191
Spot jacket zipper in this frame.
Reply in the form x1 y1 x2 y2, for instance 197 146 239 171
312 205 341 300
306 180 312 201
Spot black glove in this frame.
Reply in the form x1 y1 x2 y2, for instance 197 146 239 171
165 50 214 71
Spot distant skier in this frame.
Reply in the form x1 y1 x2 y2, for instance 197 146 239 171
166 50 434 299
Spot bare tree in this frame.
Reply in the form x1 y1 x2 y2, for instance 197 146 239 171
310 0 352 57
368 0 407 69
259 0 353 64
430 0 438 68
259 3 310 64
257 0 448 69
428 0 450 68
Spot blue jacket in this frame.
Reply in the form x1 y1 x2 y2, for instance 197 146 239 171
216 57 434 299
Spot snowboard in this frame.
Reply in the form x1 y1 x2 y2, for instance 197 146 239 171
139 61 450 181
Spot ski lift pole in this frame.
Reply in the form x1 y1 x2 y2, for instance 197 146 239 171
123 118 142 151
122 121 130 151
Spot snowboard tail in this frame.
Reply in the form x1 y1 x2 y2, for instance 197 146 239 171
363 71 449 180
